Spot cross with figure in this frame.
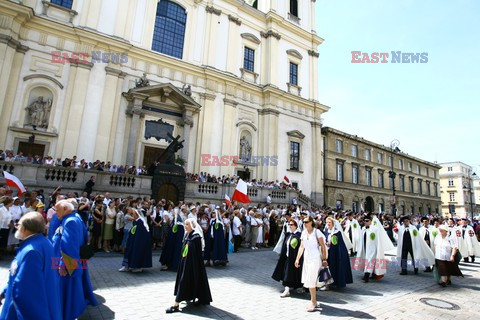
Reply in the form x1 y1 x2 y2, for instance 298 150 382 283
157 133 185 164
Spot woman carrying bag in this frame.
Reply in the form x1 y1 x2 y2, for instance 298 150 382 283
295 216 328 313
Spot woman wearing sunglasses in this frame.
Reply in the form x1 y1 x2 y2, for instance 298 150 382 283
272 218 303 297
295 216 328 312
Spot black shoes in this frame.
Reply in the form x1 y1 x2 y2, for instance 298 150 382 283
400 270 408 275
424 267 432 272
414 268 418 275
165 305 180 313
362 273 370 282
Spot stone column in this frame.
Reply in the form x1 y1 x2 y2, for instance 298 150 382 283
181 113 193 166
258 107 279 181
0 41 28 147
125 93 148 166
93 66 125 161
220 98 237 176
203 5 222 67
107 71 127 161
197 93 216 173
310 120 324 205
61 61 94 157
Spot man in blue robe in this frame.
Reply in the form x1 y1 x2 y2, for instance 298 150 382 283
53 199 98 320
0 212 62 320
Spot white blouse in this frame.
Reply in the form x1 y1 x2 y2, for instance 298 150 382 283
434 235 457 261
301 228 324 261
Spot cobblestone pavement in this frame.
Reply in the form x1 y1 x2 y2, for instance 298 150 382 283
1 247 479 319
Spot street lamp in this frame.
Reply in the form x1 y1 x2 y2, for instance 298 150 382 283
389 139 401 216
465 171 477 220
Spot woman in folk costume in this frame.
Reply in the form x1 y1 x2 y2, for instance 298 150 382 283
433 225 463 287
160 208 185 271
456 218 480 263
273 212 291 254
119 208 152 273
395 216 435 275
355 214 388 282
272 218 303 297
343 212 361 257
166 218 212 313
324 217 353 289
204 209 228 266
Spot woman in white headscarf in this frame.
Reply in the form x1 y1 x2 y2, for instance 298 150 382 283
166 218 212 313
119 208 152 273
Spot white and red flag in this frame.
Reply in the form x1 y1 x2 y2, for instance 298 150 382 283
283 175 290 184
3 171 26 197
225 194 232 209
232 179 251 204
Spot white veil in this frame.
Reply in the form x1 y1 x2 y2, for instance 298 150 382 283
185 218 205 251
134 208 149 232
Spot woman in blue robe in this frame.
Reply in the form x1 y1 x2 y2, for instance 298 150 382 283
160 208 185 271
119 208 152 272
166 218 212 313
324 217 353 289
272 218 303 297
204 210 227 266
52 200 98 320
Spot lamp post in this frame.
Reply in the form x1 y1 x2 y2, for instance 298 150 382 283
466 170 477 220
389 139 401 216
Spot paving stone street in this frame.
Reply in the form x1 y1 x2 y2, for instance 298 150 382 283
1 247 479 320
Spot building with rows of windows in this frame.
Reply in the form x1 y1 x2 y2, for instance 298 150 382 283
439 162 479 218
322 127 441 216
0 0 328 203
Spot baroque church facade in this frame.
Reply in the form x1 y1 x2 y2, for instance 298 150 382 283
0 0 328 204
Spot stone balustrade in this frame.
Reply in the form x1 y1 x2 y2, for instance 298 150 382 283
0 162 308 206
0 161 152 197
185 182 300 205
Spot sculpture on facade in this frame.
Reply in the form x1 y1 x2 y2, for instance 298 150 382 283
135 73 150 88
239 136 252 162
25 96 52 129
182 84 192 96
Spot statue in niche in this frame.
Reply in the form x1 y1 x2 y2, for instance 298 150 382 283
239 136 252 162
25 96 52 129
135 72 150 88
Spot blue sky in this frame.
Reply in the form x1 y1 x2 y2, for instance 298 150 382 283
315 0 479 172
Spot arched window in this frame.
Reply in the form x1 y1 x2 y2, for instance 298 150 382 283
290 0 298 17
152 0 187 59
252 1 258 9
51 0 73 9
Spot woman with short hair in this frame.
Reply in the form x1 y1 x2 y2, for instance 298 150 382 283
295 216 328 312
272 218 303 297
433 225 463 287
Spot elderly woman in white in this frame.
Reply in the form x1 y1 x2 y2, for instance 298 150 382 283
433 225 463 287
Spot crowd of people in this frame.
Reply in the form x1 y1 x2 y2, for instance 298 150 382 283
0 150 150 175
0 183 479 315
186 171 301 191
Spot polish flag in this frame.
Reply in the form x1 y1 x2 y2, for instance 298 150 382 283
3 171 26 197
225 194 232 209
232 179 250 204
283 175 290 184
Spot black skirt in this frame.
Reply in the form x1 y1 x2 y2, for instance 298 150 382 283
435 259 463 277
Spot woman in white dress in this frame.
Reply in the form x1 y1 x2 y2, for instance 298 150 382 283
295 216 328 312
256 213 264 246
